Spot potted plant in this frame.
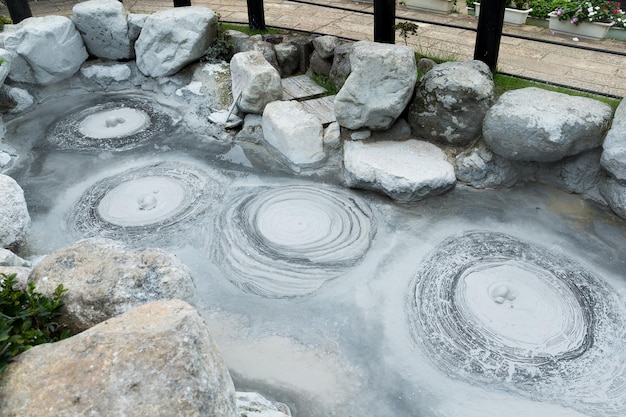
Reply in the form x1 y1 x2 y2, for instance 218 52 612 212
549 0 626 39
475 0 533 25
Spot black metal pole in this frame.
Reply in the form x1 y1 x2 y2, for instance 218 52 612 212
474 0 506 72
173 0 191 7
5 0 32 24
247 0 266 31
373 0 395 44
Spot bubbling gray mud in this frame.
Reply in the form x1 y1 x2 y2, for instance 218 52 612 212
408 231 626 415
65 161 224 246
214 184 377 298
47 97 172 151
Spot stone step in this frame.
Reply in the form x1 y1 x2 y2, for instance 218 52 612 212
281 74 327 101
301 95 336 126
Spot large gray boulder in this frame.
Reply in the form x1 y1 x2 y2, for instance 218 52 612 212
231 50 283 114
343 139 456 202
483 88 613 162
29 237 195 333
3 16 88 85
312 35 341 59
135 6 218 77
536 149 602 195
408 60 494 145
600 98 626 181
261 100 325 172
334 41 417 131
0 300 238 417
72 0 133 60
0 174 30 249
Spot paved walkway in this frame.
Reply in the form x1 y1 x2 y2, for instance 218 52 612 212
7 0 626 97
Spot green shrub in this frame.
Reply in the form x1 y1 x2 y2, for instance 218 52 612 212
0 273 69 374
529 0 571 19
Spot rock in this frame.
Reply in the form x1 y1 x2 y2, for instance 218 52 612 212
3 16 88 85
262 34 284 45
135 6 218 77
369 118 412 142
483 87 612 162
274 42 299 76
408 60 494 145
536 148 602 195
0 54 10 85
312 35 341 59
417 57 437 74
0 266 31 288
600 98 626 181
334 41 417 131
329 43 352 90
236 114 264 143
600 177 626 220
323 121 341 149
231 50 282 114
237 38 279 70
0 248 30 267
187 62 233 111
72 0 133 60
343 139 456 202
127 13 147 44
5 86 34 113
29 237 195 333
0 85 17 112
261 100 325 172
236 392 291 417
78 62 134 90
455 142 531 189
309 50 333 77
0 300 238 417
289 35 314 74
226 29 250 52
0 174 30 249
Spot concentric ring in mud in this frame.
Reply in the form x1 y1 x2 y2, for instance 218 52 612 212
216 184 377 298
47 97 173 151
66 161 223 245
408 231 626 415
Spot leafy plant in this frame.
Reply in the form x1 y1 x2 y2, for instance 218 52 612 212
394 21 419 46
310 73 338 96
554 0 626 27
0 15 11 32
0 273 69 374
528 0 571 18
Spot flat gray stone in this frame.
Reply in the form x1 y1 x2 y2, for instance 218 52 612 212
343 139 456 202
483 87 613 162
600 177 626 220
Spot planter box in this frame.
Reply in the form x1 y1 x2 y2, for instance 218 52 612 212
548 12 614 39
475 3 532 25
404 0 454 14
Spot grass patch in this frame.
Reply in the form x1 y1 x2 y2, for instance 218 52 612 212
493 73 620 110
220 23 280 36
310 73 338 96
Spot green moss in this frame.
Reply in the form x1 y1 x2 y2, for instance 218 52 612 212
220 23 280 37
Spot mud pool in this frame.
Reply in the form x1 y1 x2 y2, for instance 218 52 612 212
4 91 626 417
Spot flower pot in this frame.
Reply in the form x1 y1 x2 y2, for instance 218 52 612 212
548 12 615 39
404 0 454 14
474 3 533 25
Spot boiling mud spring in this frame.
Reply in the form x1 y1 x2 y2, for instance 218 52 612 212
4 90 626 417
